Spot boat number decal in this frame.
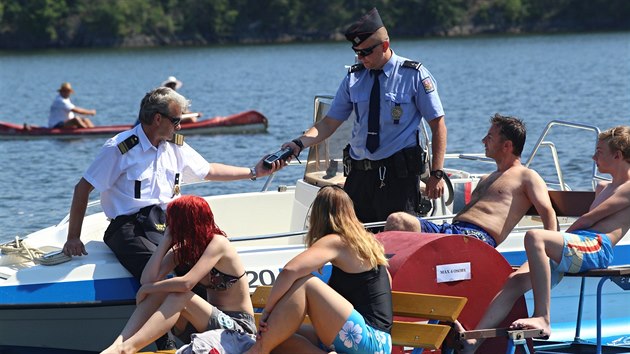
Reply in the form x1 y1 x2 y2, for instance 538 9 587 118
247 269 277 287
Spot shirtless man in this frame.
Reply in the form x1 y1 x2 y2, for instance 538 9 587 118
385 114 557 248
458 125 630 353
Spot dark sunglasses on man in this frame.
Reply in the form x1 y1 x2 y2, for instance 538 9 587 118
352 42 383 57
159 112 182 126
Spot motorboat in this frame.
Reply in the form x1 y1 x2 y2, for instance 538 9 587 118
0 110 268 140
0 96 628 352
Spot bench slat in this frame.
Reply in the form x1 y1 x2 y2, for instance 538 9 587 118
392 291 467 321
250 285 272 308
391 321 451 349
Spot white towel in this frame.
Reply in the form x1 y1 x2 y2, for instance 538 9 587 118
176 329 255 354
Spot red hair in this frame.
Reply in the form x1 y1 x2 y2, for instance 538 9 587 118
166 195 226 266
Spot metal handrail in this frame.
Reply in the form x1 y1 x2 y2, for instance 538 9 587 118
524 120 602 190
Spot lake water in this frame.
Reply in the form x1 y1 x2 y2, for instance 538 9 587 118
1 32 629 242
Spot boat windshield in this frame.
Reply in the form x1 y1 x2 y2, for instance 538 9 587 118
303 96 353 187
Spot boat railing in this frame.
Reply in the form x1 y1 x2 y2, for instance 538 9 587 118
524 120 603 190
456 120 606 192
228 214 458 243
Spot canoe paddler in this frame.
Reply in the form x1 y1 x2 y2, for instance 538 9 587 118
48 82 96 128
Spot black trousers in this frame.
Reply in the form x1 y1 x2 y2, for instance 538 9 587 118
344 168 419 224
103 205 166 280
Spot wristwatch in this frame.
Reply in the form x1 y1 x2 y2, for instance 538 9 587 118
292 138 305 153
249 167 257 181
430 169 445 180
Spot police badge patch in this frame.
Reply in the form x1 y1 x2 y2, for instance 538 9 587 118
422 77 435 94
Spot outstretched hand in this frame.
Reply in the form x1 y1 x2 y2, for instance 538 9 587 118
255 155 287 178
281 140 302 160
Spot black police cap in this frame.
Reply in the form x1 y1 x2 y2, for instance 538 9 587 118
344 8 384 46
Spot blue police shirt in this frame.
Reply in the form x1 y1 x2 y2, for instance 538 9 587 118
326 51 444 161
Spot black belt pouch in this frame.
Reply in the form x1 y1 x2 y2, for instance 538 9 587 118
135 205 166 245
403 146 426 176
105 205 166 246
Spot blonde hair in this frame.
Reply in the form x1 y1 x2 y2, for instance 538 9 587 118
599 126 630 163
306 186 388 268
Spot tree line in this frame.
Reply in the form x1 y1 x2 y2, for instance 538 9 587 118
1 0 629 50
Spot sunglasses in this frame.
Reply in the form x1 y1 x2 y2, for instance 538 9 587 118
352 42 383 57
160 112 182 126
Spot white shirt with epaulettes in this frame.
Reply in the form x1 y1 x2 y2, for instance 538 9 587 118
83 124 210 219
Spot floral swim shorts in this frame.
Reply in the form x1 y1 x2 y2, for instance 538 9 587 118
323 309 392 354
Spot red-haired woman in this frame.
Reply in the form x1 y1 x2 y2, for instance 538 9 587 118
102 195 255 354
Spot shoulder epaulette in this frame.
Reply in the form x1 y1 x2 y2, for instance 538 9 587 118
402 60 423 71
117 135 139 154
169 133 184 146
348 63 365 74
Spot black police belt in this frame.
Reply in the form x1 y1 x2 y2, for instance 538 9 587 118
349 146 425 177
351 157 388 171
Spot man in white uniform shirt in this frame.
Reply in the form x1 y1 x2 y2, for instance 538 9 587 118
61 87 281 349
63 86 280 272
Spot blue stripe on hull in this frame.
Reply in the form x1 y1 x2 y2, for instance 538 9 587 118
0 277 139 305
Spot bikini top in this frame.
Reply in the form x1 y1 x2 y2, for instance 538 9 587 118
205 267 245 291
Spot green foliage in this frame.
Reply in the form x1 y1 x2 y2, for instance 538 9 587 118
1 0 68 42
0 0 629 49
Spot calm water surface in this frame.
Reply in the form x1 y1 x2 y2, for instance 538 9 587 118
1 32 629 241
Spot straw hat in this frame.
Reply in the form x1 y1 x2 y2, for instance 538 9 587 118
58 82 74 93
161 76 183 90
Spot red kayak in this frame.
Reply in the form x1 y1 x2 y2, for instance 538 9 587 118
0 110 268 140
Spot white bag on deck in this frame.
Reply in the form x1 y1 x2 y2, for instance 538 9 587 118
176 329 255 354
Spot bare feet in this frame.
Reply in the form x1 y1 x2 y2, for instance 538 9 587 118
453 320 480 354
510 316 551 339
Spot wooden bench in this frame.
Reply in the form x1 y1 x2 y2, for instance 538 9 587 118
139 285 467 354
252 285 467 352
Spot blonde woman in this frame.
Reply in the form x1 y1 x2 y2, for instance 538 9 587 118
245 185 392 354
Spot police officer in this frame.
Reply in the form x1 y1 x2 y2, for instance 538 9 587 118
284 8 447 223
62 87 282 349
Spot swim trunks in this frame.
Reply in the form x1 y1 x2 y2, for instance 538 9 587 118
549 229 613 287
418 218 497 247
322 309 392 354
